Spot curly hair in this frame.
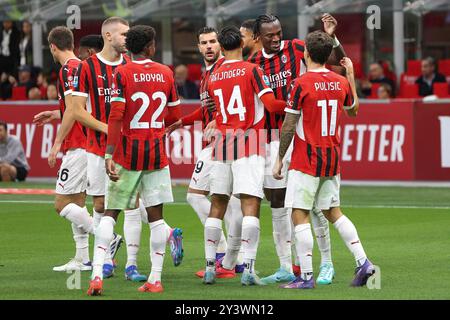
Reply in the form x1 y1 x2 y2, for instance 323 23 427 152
125 25 156 55
253 14 279 37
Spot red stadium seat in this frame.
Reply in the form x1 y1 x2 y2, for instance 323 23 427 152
187 64 202 82
11 86 28 100
407 60 422 76
367 83 381 99
398 84 420 98
433 82 450 98
399 73 418 97
353 61 364 79
438 59 450 76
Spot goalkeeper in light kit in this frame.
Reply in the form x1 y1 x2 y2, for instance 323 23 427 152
87 25 184 296
274 31 375 289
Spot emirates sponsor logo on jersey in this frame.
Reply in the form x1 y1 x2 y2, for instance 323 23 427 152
97 87 122 103
268 70 292 89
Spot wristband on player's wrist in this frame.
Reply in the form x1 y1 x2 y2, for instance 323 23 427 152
104 154 112 160
332 36 340 48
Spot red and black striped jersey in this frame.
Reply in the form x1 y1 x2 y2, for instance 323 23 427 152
72 53 129 157
198 57 225 129
110 59 180 171
249 39 306 141
207 60 272 161
57 57 86 153
285 69 353 177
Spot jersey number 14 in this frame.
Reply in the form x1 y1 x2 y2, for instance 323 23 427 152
214 85 246 123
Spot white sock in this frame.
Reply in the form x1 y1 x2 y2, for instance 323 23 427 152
333 215 367 267
60 203 94 234
148 219 169 284
204 217 222 272
92 216 115 279
124 208 142 268
138 199 148 224
241 216 260 273
93 209 103 231
291 217 300 266
222 196 243 270
271 207 293 272
187 193 227 254
310 208 332 265
71 223 90 263
294 223 314 280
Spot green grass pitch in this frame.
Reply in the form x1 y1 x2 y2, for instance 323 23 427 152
0 182 449 300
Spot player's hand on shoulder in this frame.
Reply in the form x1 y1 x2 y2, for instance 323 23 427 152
340 57 354 74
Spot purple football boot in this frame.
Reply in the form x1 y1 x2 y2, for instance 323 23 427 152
280 275 315 289
351 259 375 287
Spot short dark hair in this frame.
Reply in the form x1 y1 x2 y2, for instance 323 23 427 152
125 25 156 55
79 35 104 52
197 26 218 43
102 16 129 28
0 120 7 131
241 19 256 31
254 14 279 36
48 26 74 51
305 31 334 65
218 26 242 51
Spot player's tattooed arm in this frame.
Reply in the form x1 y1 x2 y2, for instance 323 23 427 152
340 57 359 117
274 112 299 180
322 13 347 65
279 113 299 159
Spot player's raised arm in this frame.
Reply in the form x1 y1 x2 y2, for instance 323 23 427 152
340 57 359 117
322 13 347 65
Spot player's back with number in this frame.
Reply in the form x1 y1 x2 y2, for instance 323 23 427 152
208 60 270 133
112 59 180 170
287 70 353 177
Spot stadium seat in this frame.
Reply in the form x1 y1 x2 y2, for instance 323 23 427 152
433 82 450 98
367 83 381 99
187 64 202 83
399 73 418 97
407 60 422 76
11 86 28 100
438 59 450 76
398 84 420 98
353 61 364 79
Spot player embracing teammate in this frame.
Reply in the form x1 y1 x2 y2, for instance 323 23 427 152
274 30 375 289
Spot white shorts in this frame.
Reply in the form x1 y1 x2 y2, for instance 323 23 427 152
210 155 265 199
55 148 87 195
285 170 340 211
106 165 174 210
86 153 107 196
264 140 293 189
188 146 214 192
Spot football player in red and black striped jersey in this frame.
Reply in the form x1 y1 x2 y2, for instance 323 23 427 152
166 27 246 278
250 14 345 285
274 31 374 289
44 26 94 273
87 25 184 296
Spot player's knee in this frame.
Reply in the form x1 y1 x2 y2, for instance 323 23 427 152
94 199 105 213
270 190 286 209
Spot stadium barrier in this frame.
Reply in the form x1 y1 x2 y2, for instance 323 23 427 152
1 99 449 181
